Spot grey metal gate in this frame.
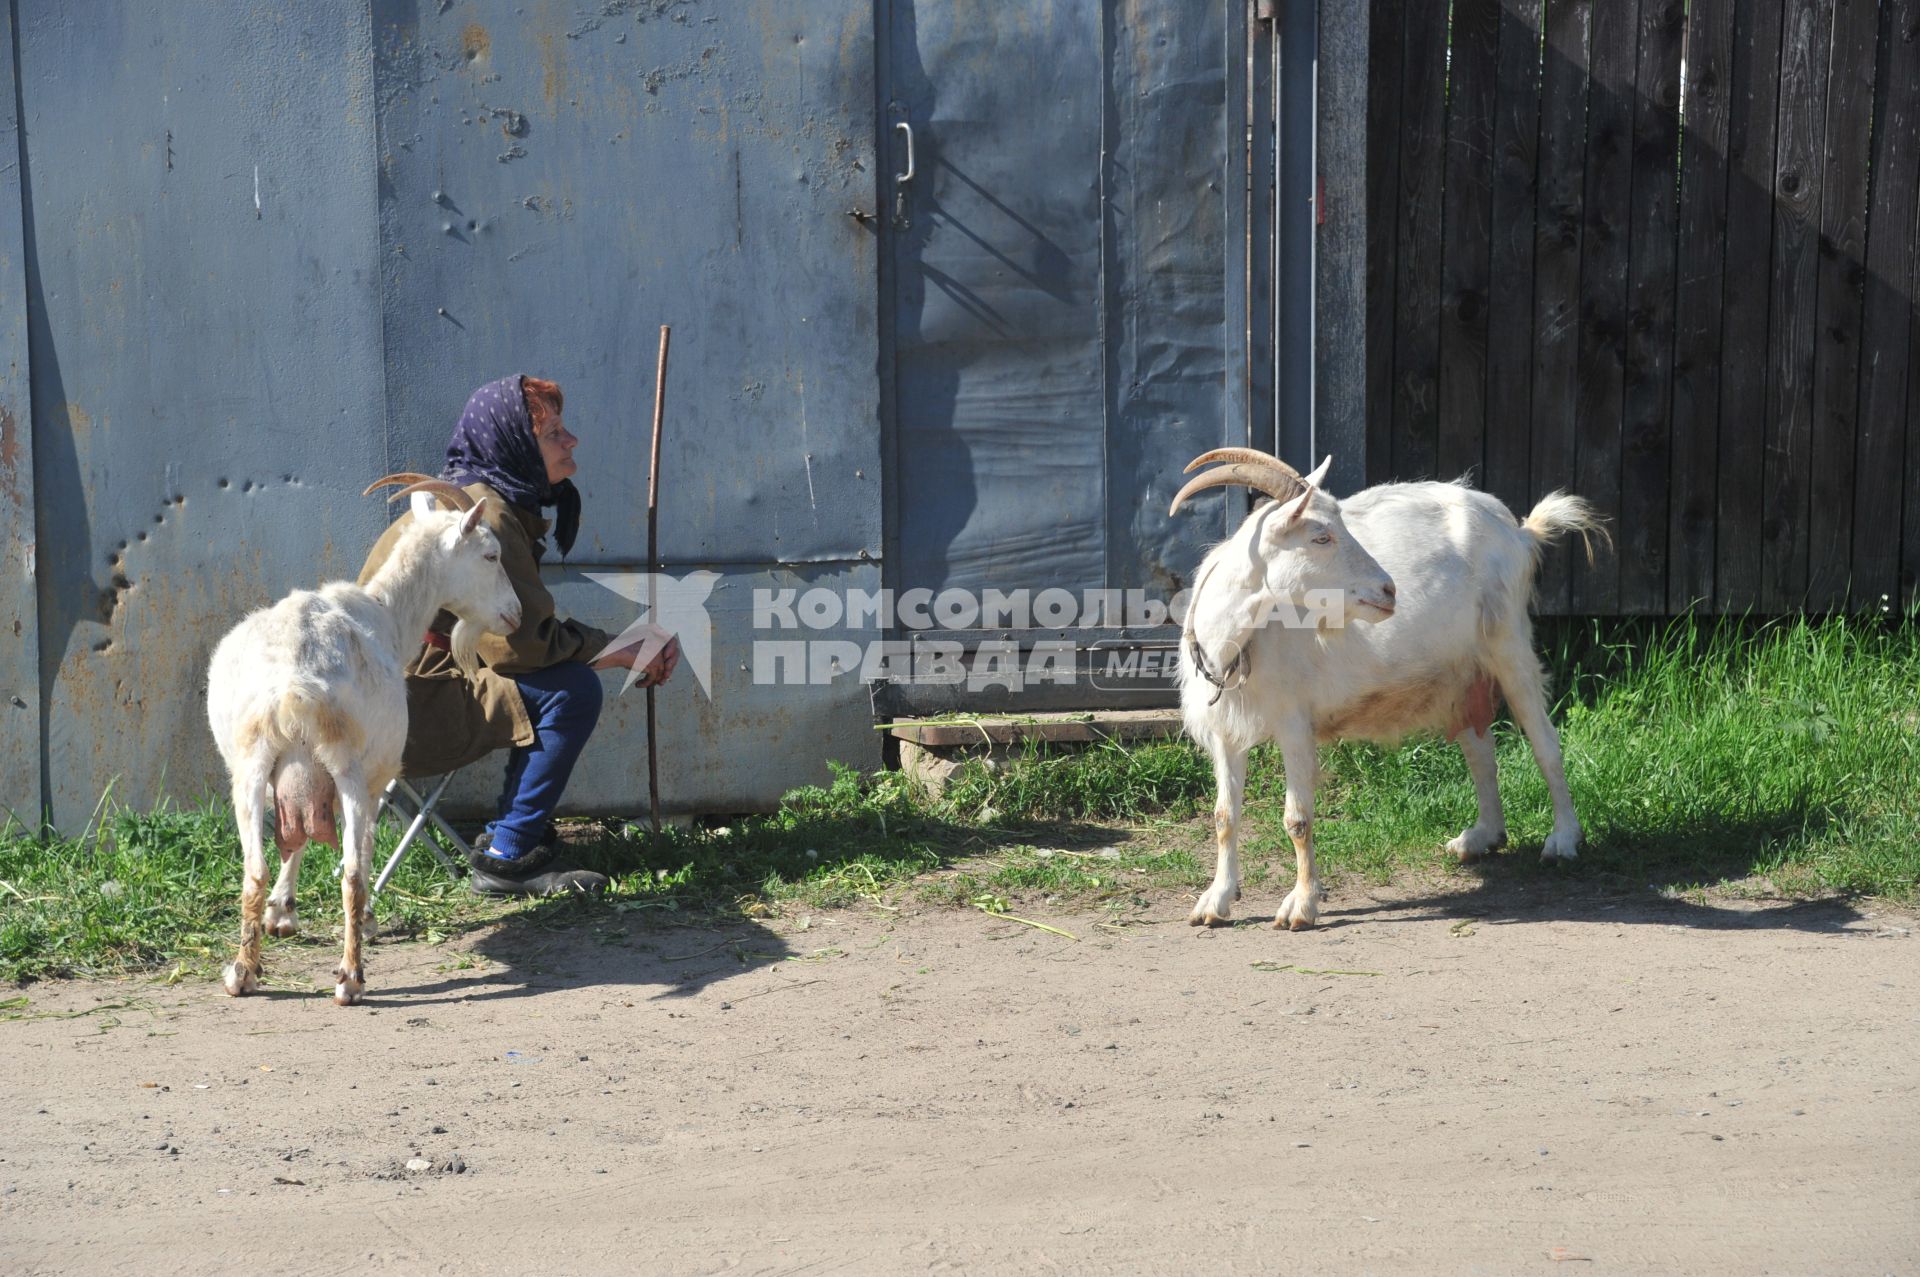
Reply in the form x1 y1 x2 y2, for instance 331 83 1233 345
875 1 1310 713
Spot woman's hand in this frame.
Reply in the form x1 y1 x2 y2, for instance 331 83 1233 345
591 630 681 688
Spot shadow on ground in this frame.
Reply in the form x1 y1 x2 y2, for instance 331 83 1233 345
1315 809 1877 935
361 896 799 1009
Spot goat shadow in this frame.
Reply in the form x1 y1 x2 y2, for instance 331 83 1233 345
1303 809 1883 936
245 894 797 1009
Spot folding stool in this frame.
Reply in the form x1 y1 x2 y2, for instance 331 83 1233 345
367 774 475 898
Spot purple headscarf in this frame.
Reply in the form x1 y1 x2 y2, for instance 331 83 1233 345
442 375 581 557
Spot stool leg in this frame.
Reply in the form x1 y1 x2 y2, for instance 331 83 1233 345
372 773 458 897
394 778 467 874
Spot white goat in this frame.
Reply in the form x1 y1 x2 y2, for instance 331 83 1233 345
205 475 521 1004
1170 449 1604 931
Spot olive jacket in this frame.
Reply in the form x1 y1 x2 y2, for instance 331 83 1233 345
356 481 614 777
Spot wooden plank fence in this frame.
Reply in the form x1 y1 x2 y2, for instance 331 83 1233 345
1364 0 1920 614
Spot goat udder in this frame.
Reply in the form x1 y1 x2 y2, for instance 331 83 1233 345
272 760 338 855
1444 675 1499 742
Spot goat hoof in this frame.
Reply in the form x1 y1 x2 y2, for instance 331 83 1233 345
1446 828 1507 862
333 967 365 1006
1189 886 1237 927
222 962 258 997
1540 830 1582 862
264 904 300 938
1273 885 1321 931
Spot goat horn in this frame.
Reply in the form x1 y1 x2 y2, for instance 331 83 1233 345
1181 447 1301 477
386 479 476 512
363 473 476 512
362 472 440 497
1168 461 1306 516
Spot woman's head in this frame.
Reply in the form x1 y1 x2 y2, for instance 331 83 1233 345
521 376 578 484
444 374 583 555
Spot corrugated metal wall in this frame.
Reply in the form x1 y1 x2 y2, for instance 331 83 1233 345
12 3 393 831
8 1 885 829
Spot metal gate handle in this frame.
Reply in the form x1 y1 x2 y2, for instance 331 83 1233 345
894 121 915 185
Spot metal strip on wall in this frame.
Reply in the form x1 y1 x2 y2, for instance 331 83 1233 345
0 1 40 827
1275 0 1318 471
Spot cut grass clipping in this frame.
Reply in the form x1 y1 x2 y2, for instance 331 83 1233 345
2 613 1915 983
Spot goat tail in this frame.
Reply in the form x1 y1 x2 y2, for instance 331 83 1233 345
1521 491 1611 566
266 684 363 754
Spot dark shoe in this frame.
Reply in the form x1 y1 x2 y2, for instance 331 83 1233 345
466 837 607 898
469 861 609 898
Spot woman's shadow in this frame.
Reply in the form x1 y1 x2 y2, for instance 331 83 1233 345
362 896 799 1008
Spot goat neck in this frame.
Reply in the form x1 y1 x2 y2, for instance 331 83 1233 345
360 522 457 654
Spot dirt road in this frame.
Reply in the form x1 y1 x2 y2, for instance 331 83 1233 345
2 880 1915 1274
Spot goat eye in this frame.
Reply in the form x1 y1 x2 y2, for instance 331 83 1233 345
482 553 499 562
1312 533 1334 546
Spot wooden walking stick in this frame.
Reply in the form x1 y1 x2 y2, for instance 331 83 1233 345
646 325 671 834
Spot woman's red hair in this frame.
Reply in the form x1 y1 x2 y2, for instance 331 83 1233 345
522 375 564 435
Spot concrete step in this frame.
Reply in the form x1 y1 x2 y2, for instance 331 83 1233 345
884 710 1186 796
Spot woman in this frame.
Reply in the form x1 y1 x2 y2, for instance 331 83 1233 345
358 374 678 896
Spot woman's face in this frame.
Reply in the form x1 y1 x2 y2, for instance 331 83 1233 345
535 411 579 484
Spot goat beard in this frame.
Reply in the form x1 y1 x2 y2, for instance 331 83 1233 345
448 617 484 677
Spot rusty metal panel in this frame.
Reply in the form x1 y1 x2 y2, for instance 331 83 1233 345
0 6 39 827
434 563 885 819
16 2 389 829
370 0 880 567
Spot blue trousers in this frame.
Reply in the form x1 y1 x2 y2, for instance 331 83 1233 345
484 661 604 861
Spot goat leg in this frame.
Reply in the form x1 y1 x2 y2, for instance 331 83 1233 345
1273 732 1322 930
333 783 373 1005
1447 720 1509 861
1190 739 1248 926
1493 646 1584 861
223 770 273 996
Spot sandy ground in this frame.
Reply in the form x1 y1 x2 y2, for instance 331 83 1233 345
1 879 1915 1275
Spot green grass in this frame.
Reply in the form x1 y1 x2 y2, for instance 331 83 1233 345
2 613 1915 984
940 614 1920 898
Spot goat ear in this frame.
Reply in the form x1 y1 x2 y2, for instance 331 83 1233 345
409 491 437 520
459 503 487 537
1276 455 1334 527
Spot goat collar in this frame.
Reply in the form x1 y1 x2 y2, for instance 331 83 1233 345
1186 630 1248 705
1182 557 1250 706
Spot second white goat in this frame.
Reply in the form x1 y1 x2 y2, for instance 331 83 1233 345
1170 450 1604 931
205 475 521 1004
